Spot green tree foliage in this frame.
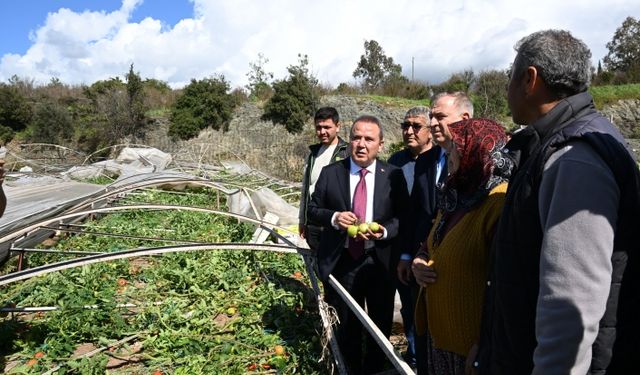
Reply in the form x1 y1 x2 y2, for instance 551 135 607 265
8 75 36 98
604 16 640 79
432 69 475 93
0 126 14 144
28 101 74 144
353 40 403 91
143 78 171 92
83 77 125 102
246 53 274 101
126 63 146 129
262 54 318 134
0 83 32 143
77 66 149 144
169 76 236 140
471 69 509 120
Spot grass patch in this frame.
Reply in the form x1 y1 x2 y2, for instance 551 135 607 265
361 95 429 108
590 83 640 108
145 107 171 118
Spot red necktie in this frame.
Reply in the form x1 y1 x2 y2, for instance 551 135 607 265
349 168 368 259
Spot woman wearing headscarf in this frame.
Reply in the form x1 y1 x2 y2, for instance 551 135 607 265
411 118 511 375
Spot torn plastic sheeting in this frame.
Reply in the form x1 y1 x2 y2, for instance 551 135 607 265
116 147 172 172
227 187 299 226
64 165 107 179
63 148 174 179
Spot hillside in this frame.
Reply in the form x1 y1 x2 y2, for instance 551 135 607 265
134 95 411 181
133 94 640 181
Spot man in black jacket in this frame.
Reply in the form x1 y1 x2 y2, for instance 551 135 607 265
388 106 443 369
299 107 349 251
309 115 408 374
477 29 640 375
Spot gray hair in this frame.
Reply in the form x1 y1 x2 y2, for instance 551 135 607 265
404 106 430 119
431 91 474 118
512 29 592 98
351 114 384 140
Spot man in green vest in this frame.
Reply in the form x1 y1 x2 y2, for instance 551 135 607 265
299 107 349 251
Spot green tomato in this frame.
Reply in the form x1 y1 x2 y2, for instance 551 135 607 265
347 225 358 237
358 223 369 233
369 222 380 233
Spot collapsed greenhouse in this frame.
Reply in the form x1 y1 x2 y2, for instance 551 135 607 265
0 144 412 374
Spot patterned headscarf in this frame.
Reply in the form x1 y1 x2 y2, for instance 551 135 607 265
437 118 510 213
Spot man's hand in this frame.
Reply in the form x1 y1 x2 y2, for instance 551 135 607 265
335 211 358 230
397 259 413 285
359 224 385 241
298 224 306 239
412 256 437 287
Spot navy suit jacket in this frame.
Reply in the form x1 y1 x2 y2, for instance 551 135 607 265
308 158 408 281
404 146 447 255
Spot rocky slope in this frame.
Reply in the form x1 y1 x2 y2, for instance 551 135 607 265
137 96 640 181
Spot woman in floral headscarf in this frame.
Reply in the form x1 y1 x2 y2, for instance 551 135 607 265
411 118 511 375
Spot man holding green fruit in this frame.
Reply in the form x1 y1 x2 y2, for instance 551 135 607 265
308 115 408 374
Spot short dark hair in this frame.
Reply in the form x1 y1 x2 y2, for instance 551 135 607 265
351 115 384 140
512 29 592 99
314 107 339 124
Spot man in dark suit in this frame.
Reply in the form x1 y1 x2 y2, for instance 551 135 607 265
388 106 445 369
309 115 408 374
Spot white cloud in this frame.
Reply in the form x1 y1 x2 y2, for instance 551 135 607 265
1 0 638 88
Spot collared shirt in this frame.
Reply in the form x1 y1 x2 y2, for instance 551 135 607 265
435 147 447 183
309 143 337 196
331 158 387 248
348 158 377 224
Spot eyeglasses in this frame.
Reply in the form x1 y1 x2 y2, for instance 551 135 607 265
400 122 426 132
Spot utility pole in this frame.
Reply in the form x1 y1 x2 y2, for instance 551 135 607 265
411 57 414 81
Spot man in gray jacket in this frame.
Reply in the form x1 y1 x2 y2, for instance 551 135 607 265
299 107 349 251
477 30 640 375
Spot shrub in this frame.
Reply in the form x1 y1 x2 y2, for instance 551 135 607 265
262 54 318 134
335 82 359 95
0 83 32 133
0 126 15 144
28 101 74 145
169 76 236 140
471 69 510 120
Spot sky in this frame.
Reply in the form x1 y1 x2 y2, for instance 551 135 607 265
0 0 638 89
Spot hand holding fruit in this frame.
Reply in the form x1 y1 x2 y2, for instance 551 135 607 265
335 211 359 230
346 221 384 241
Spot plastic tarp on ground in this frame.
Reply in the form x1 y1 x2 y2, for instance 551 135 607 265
64 147 173 179
0 147 298 261
227 187 299 226
0 146 302 262
0 178 105 263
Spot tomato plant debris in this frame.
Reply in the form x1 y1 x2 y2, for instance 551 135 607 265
1 186 325 374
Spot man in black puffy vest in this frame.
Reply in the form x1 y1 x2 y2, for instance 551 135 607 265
476 30 640 375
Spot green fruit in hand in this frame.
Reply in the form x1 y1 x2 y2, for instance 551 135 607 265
347 225 358 237
358 223 369 233
369 222 380 233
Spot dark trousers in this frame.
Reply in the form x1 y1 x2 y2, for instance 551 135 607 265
325 252 396 375
416 331 428 374
397 280 419 366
